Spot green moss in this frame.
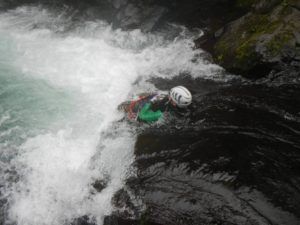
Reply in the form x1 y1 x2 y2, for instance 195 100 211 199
217 54 224 62
266 31 294 56
214 12 280 70
243 14 280 35
213 0 299 75
213 0 299 71
235 40 258 66
215 39 229 63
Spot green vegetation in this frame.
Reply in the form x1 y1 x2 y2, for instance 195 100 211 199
265 30 294 56
235 39 258 68
213 0 300 75
214 12 280 70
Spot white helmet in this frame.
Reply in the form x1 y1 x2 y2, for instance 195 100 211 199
170 86 192 108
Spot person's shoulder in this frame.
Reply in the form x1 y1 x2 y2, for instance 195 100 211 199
151 91 168 100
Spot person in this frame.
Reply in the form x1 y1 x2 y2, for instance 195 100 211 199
135 86 192 122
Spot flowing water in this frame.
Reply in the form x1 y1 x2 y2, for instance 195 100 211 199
0 5 224 225
130 79 300 225
1 2 300 225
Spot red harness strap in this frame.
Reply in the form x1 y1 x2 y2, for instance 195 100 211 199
127 95 153 120
128 100 138 120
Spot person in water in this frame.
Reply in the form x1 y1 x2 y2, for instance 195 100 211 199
136 86 192 122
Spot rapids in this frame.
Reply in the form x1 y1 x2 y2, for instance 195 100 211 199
0 1 299 225
0 5 223 225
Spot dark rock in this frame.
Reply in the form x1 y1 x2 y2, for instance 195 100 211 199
195 32 216 54
213 3 300 77
72 216 96 225
103 214 162 225
103 215 138 225
254 0 282 13
112 188 136 214
214 27 224 38
294 31 300 45
288 0 300 10
91 179 108 193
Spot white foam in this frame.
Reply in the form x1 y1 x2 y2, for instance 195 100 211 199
0 6 223 225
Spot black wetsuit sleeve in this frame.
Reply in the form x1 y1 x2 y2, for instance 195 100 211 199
150 96 169 112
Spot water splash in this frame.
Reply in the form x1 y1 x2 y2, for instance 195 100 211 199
0 6 223 225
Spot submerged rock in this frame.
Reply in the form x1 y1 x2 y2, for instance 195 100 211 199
91 179 108 193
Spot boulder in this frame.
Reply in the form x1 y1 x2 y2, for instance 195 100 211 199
214 1 300 77
254 0 282 13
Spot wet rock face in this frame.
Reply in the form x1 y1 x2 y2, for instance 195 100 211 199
213 0 300 77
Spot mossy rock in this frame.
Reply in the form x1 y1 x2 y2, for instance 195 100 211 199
214 2 300 77
214 13 275 75
265 30 294 57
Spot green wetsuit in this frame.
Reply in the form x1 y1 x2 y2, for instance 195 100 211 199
138 103 163 122
137 95 188 122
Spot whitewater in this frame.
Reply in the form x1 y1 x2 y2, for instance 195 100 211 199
0 6 222 225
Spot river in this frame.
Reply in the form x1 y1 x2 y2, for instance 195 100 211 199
0 2 299 225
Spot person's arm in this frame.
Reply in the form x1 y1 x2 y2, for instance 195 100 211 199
138 103 163 122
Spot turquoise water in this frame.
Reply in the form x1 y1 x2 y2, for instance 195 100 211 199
0 6 222 225
0 34 75 153
0 32 81 225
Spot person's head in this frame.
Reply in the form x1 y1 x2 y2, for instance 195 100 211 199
169 86 192 108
